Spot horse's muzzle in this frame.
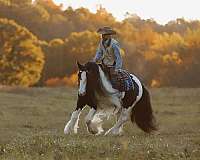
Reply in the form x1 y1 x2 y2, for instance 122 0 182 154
78 92 86 96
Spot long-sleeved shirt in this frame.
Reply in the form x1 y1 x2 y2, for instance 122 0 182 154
93 38 123 69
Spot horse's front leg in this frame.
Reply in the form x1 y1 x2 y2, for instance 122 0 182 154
85 107 98 134
64 106 83 134
105 107 130 135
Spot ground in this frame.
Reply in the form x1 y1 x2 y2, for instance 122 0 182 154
0 87 199 160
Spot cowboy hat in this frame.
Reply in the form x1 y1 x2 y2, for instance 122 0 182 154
97 26 116 35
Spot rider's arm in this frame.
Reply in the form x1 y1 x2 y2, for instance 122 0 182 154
113 44 122 69
93 46 103 63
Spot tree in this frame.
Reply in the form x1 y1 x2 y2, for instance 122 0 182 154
0 18 44 86
64 31 99 74
10 0 32 6
43 38 66 79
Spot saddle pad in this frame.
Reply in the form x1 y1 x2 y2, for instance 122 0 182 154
110 69 133 92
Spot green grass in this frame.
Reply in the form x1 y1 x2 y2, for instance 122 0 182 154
0 87 200 160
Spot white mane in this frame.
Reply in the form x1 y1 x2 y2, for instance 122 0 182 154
98 66 118 95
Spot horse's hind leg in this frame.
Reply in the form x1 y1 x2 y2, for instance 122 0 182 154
64 106 84 134
105 107 130 135
105 89 136 136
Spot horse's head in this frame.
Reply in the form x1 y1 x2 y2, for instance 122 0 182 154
77 61 100 96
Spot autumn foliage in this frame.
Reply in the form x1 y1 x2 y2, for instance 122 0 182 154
0 18 44 86
0 0 200 87
45 73 77 87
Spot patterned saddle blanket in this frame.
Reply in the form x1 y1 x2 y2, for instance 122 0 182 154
110 69 134 92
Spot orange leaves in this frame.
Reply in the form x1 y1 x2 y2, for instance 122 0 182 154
0 18 44 86
151 79 161 88
45 72 78 87
184 29 200 48
65 31 99 63
63 73 78 87
162 52 182 65
151 32 186 53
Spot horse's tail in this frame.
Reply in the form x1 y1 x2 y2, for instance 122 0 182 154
131 85 157 133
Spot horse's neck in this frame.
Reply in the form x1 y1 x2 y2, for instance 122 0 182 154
98 66 118 94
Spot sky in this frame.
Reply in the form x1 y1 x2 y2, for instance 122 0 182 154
52 0 200 25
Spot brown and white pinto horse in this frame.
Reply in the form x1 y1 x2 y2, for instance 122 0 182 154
64 62 157 135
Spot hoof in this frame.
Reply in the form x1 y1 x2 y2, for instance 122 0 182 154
64 126 71 134
64 122 72 134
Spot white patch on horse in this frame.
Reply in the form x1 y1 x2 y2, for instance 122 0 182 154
128 74 143 111
78 71 87 96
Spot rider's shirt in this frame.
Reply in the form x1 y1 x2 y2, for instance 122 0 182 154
93 38 123 69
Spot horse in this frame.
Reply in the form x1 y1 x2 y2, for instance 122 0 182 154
64 61 157 135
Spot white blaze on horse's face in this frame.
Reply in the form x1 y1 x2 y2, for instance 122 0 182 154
78 71 87 96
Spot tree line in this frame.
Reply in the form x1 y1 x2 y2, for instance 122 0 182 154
0 0 200 87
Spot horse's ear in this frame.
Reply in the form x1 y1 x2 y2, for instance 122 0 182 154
77 61 85 70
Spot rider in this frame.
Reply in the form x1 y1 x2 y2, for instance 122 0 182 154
93 26 123 71
93 26 133 92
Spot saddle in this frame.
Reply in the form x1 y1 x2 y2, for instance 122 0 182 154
101 65 134 92
110 69 134 92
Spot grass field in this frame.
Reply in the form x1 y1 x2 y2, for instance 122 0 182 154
0 87 200 160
